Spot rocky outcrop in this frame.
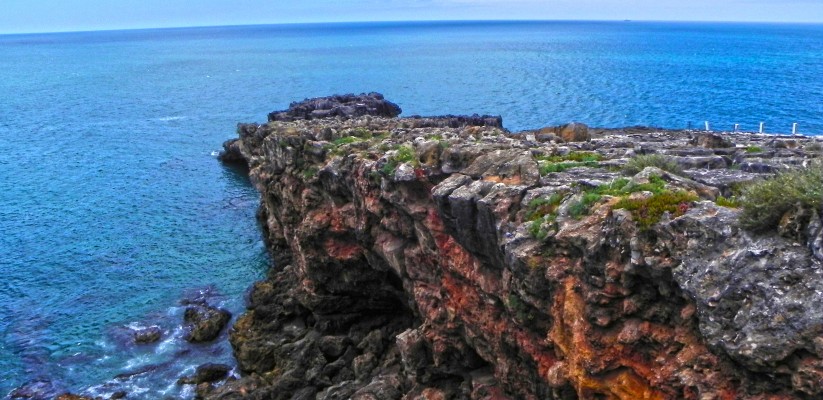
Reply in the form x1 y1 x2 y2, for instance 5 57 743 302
182 300 231 343
267 93 402 122
216 94 823 399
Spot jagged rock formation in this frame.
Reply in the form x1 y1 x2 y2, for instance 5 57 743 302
215 93 823 399
267 93 402 122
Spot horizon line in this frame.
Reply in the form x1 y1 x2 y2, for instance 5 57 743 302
2 18 823 36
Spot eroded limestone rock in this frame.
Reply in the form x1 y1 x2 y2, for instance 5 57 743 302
215 94 823 400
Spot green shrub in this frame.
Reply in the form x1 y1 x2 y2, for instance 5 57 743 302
379 145 418 176
526 194 565 221
623 154 683 175
301 166 319 180
536 151 601 163
525 194 564 239
614 191 698 230
350 127 372 138
332 136 360 146
715 196 741 208
535 152 601 175
539 161 598 175
568 192 603 219
380 158 399 175
739 164 823 231
395 145 416 164
744 145 763 153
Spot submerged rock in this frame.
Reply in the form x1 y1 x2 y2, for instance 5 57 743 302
213 94 823 399
9 380 60 399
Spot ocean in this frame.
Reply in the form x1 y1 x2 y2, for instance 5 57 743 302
0 20 821 398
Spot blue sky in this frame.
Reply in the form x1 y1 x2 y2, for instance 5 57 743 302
2 0 823 34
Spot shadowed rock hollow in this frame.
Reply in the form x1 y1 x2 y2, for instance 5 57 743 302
213 93 823 400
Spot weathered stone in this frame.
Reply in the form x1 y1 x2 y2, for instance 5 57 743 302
183 303 231 343
267 92 401 122
690 132 734 148
209 94 823 400
9 380 59 399
132 326 162 344
178 363 231 385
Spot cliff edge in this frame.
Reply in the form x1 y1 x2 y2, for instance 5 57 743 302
212 93 823 400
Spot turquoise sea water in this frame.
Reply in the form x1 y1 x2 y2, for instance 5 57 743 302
1 21 822 398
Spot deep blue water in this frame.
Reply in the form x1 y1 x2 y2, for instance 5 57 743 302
1 20 822 398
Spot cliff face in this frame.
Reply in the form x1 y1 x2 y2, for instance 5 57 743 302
212 94 823 400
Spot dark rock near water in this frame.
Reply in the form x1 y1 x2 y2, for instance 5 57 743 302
267 92 401 122
132 325 162 344
9 380 60 399
183 302 231 343
178 363 232 385
54 395 93 400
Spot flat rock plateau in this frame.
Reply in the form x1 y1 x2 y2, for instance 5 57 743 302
210 93 823 400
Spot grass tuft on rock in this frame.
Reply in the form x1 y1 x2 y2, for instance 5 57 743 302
738 164 823 231
614 191 698 230
535 151 601 175
623 154 683 175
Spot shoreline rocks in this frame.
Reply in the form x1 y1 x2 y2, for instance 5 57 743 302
215 93 823 399
182 301 232 344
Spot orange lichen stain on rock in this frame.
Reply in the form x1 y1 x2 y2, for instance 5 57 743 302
550 278 666 400
483 175 523 185
323 238 363 261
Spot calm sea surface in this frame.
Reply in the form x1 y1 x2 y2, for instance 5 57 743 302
1 20 822 398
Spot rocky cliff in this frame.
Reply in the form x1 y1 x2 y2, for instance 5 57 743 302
213 93 823 400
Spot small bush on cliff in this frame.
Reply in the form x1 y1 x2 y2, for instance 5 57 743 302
568 192 603 219
745 145 764 153
526 194 564 240
380 145 418 175
623 154 683 176
738 164 823 231
395 145 416 164
715 196 741 208
614 191 698 230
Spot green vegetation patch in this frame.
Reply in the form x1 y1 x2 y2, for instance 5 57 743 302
623 154 683 176
526 193 565 240
715 196 741 208
566 175 681 222
332 136 360 146
614 190 698 230
379 144 418 176
301 166 319 180
738 164 823 231
744 145 764 153
524 175 691 236
535 151 601 175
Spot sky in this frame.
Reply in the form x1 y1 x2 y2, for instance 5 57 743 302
2 0 823 34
